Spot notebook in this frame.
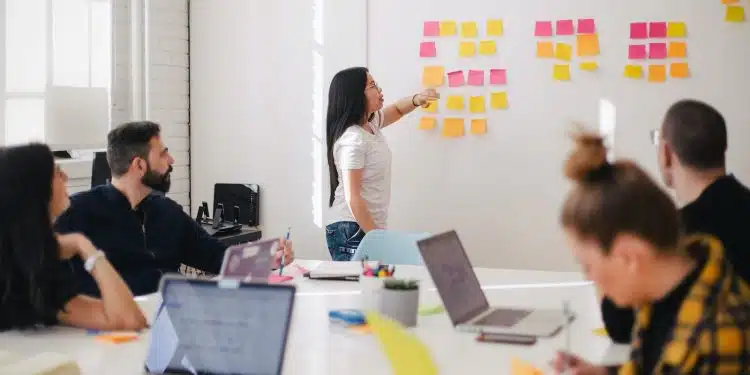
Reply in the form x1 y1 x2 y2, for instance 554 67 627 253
304 261 361 281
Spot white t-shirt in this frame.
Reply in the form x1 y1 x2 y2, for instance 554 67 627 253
328 110 392 228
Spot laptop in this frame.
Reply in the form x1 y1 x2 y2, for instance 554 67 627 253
144 275 296 374
219 239 278 282
416 230 570 337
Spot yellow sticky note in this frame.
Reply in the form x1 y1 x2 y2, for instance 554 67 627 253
593 327 608 337
576 34 599 57
422 100 438 113
511 358 544 375
442 118 465 138
554 43 573 61
648 64 667 82
624 64 643 79
461 22 478 37
459 42 476 57
667 22 687 37
490 92 508 109
95 332 139 344
536 41 554 58
670 62 690 78
553 64 571 81
440 21 457 36
668 42 687 58
478 40 497 55
419 117 437 130
365 312 439 375
446 95 464 110
580 61 598 72
726 6 745 22
470 119 487 135
723 0 740 4
422 66 444 87
487 19 504 36
469 96 485 113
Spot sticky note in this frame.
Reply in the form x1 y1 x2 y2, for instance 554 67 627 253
467 70 484 86
649 42 667 59
668 42 687 58
440 21 457 36
576 34 599 56
470 119 487 135
536 41 554 58
459 41 476 57
469 96 485 113
577 18 596 34
419 117 437 130
419 42 436 58
580 61 598 71
487 19 503 36
442 118 465 138
726 6 745 22
723 0 740 3
535 21 553 37
447 70 465 87
511 358 544 375
490 92 508 109
667 22 687 37
422 100 438 113
556 19 575 35
489 69 507 85
96 332 139 344
446 95 464 110
554 43 572 61
349 324 372 334
423 21 440 37
630 22 648 39
461 22 478 38
670 62 690 78
422 66 444 87
649 22 667 38
624 64 643 79
478 40 497 55
553 64 571 81
628 44 647 59
365 312 439 375
269 274 293 283
419 305 445 316
593 327 608 336
648 64 666 82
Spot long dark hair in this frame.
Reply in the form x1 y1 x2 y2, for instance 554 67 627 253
0 143 63 329
326 67 369 207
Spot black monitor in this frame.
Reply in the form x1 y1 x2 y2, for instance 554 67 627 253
91 151 111 188
213 183 260 227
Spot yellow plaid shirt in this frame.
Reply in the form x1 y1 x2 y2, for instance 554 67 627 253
617 235 750 375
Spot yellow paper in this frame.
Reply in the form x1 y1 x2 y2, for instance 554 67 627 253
419 117 437 130
446 95 464 110
580 61 598 71
365 312 438 375
442 118 465 138
554 43 573 61
469 96 485 113
726 6 745 22
461 21 478 37
470 119 487 135
490 92 508 109
459 42 476 57
422 100 438 113
487 19 504 36
624 64 643 79
668 42 687 58
422 66 444 87
478 40 497 55
648 64 666 82
576 34 599 57
593 327 608 336
511 358 544 375
536 41 554 58
667 22 687 37
440 21 457 36
670 62 690 78
553 64 571 81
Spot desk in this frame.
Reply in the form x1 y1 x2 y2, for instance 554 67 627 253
0 260 629 374
206 224 262 246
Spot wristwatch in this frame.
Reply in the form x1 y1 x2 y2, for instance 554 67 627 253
84 251 106 273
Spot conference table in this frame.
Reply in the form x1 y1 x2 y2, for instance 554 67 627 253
0 260 630 374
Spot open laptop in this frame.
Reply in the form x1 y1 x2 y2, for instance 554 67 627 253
219 238 278 282
144 275 296 374
416 230 571 337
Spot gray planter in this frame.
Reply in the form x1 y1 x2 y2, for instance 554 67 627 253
379 288 419 327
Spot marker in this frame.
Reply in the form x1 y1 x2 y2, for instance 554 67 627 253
280 227 291 275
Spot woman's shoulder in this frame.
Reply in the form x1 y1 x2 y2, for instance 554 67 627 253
335 126 368 147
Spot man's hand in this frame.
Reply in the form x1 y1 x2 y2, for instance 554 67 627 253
274 238 294 268
551 352 607 375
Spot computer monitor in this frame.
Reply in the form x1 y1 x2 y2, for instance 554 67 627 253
91 151 111 188
213 183 260 226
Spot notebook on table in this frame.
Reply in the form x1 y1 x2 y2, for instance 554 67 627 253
304 261 361 281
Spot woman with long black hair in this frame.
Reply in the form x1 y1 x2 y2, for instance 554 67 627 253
0 143 147 331
325 67 438 261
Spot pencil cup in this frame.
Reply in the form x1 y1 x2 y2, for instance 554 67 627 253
359 275 391 312
379 279 420 327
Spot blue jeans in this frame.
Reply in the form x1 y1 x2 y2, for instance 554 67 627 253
325 221 365 261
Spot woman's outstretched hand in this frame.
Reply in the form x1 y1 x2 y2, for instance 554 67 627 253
414 89 440 107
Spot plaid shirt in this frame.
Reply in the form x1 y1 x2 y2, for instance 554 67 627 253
616 235 750 375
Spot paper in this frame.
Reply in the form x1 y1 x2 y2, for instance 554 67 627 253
442 118 465 138
576 34 599 56
461 21 478 38
459 41 476 57
580 61 598 71
440 21 457 36
366 312 438 375
470 119 487 135
667 22 687 37
535 21 553 37
648 64 666 82
469 96 485 113
668 42 687 58
592 327 608 336
447 71 465 87
577 18 596 34
489 69 507 85
490 92 508 109
726 6 745 22
422 100 438 113
536 41 554 58
418 305 445 316
423 21 440 37
624 64 644 79
446 95 465 110
511 358 543 375
630 22 648 39
269 275 293 283
670 62 690 78
556 19 575 35
467 70 484 86
349 325 372 334
649 22 667 38
723 0 740 3
96 332 139 344
419 42 436 58
422 66 444 87
628 44 647 59
487 19 504 36
553 64 571 81
649 42 667 59
554 43 573 61
419 117 437 130
479 40 497 55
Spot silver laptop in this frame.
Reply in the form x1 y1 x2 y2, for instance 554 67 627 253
219 238 278 282
144 275 296 374
417 230 571 337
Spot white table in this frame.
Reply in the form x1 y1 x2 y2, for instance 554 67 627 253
0 260 629 374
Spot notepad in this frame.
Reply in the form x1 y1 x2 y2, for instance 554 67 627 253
306 261 361 280
0 351 81 375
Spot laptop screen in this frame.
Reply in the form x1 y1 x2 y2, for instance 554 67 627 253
145 278 295 375
417 230 490 325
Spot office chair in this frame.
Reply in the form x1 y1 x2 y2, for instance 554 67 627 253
351 230 431 265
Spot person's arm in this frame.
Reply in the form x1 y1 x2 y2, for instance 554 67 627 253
181 211 228 274
382 89 439 128
343 169 378 232
600 296 635 344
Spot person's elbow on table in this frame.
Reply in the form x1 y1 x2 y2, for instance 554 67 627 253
58 295 148 331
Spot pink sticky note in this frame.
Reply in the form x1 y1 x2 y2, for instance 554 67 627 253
447 70 465 87
649 42 667 59
649 22 667 38
556 20 575 35
630 22 648 39
419 41 436 57
489 69 507 85
269 275 293 283
535 21 553 37
467 70 484 86
577 18 596 34
628 44 647 59
423 21 440 37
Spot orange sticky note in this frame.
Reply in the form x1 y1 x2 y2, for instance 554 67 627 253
349 324 372 334
536 41 554 58
442 118 464 138
668 42 687 58
511 358 544 375
722 0 739 4
96 332 139 344
670 62 690 78
422 66 444 87
470 119 487 135
419 117 437 130
576 34 600 57
648 64 666 82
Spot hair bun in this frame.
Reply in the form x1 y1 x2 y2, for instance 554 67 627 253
564 129 609 183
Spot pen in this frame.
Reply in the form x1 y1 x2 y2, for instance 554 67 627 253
563 301 571 373
280 226 291 275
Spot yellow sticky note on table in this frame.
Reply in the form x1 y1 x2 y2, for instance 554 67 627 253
536 41 554 58
442 118 465 138
422 100 438 113
419 117 437 130
461 21 478 37
580 61 598 71
478 40 497 55
440 21 457 36
96 332 139 344
667 22 687 37
365 312 438 375
459 42 476 57
668 42 687 58
511 358 544 375
469 96 485 113
648 64 666 82
553 64 571 81
670 62 690 78
422 66 444 87
470 119 487 135
487 19 504 36
490 92 508 109
576 34 599 57
554 43 573 61
592 327 608 336
726 6 745 22
446 95 464 110
624 64 643 79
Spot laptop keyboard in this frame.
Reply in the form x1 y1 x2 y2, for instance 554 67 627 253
475 309 531 327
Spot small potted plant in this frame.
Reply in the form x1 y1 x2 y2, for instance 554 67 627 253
380 279 420 327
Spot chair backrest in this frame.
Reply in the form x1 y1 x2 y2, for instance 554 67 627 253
91 151 111 188
351 230 431 265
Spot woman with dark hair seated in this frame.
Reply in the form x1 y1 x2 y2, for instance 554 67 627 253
0 143 147 331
